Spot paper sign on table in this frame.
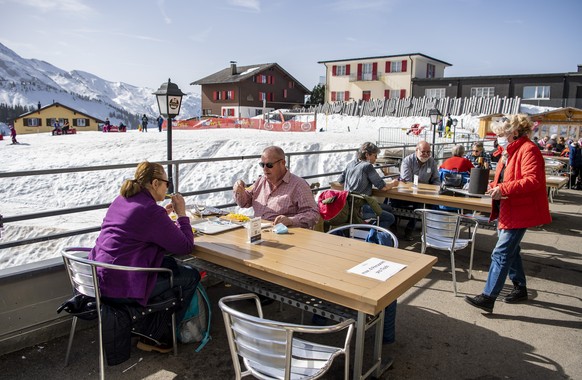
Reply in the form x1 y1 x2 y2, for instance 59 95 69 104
413 174 419 188
347 257 407 281
248 217 262 244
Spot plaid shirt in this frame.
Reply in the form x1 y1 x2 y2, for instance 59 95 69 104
234 170 319 229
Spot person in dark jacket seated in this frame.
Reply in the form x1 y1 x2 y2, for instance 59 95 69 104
89 161 199 356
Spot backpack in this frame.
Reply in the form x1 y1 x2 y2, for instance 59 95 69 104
177 283 212 352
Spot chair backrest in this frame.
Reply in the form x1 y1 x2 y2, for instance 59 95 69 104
327 223 398 248
219 293 354 380
62 248 102 300
415 209 463 246
62 248 174 289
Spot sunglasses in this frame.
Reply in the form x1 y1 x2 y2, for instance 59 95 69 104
155 178 170 186
259 159 283 168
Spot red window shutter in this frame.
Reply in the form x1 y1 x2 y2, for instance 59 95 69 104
372 62 378 79
346 65 350 75
283 89 288 98
384 90 389 98
402 60 407 72
222 91 227 100
385 61 391 73
271 76 275 84
331 92 336 101
213 91 218 100
344 91 349 101
400 89 406 99
332 65 337 76
357 64 362 80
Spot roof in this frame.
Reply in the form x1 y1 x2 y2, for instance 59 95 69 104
190 63 311 93
530 107 582 122
15 102 105 123
413 71 582 82
317 53 452 67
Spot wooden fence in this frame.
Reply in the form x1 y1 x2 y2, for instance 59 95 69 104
298 96 521 117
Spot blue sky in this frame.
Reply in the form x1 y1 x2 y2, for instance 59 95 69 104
1 0 581 95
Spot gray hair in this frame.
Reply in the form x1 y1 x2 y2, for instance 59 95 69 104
452 144 465 157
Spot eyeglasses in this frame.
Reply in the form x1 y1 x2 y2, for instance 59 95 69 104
155 178 170 186
259 159 283 168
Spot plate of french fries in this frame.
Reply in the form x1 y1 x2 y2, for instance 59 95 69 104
220 213 251 223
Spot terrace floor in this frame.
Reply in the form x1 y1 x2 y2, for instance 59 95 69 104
2 189 581 379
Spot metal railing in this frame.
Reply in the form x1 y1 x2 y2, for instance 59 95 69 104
0 142 464 263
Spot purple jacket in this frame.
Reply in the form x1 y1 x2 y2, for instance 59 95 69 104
89 190 194 305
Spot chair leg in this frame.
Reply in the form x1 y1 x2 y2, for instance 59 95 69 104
64 316 78 367
170 312 178 356
97 316 105 380
450 250 457 296
468 244 475 280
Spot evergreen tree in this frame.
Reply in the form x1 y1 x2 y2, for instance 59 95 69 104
308 84 325 105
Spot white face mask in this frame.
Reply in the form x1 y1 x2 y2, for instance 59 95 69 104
497 136 509 149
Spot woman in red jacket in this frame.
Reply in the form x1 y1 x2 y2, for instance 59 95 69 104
465 114 551 313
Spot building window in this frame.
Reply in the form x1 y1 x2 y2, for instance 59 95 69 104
386 89 405 99
426 64 436 78
425 88 446 98
283 89 288 98
332 64 350 76
523 86 550 100
75 118 89 127
362 91 371 101
226 90 235 100
24 117 41 126
362 63 373 81
203 109 213 116
288 81 295 88
391 61 402 73
223 108 235 117
331 91 346 101
471 87 495 97
259 92 274 101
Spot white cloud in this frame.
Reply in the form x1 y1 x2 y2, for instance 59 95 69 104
157 0 172 24
11 0 94 14
228 0 261 12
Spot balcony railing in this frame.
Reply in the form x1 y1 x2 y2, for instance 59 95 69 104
349 72 383 82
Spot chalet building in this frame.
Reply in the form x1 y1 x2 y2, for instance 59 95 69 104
318 53 452 103
191 62 311 118
13 102 104 135
412 65 582 108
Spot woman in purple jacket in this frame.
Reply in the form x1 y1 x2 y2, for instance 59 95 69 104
90 161 199 353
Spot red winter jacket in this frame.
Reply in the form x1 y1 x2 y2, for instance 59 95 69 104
489 136 551 229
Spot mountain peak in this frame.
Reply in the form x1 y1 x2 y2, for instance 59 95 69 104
0 42 200 124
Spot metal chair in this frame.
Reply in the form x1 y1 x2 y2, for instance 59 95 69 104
327 223 398 248
327 224 399 349
414 209 479 295
219 293 355 380
61 247 178 380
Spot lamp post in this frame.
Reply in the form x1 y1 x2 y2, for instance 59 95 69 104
153 78 185 194
429 108 442 157
452 118 458 144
